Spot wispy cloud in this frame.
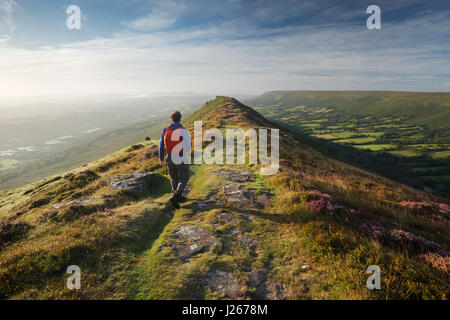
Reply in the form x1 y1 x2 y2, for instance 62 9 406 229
0 0 449 98
122 1 185 32
0 0 18 35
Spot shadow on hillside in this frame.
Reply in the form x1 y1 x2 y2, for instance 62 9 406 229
281 123 450 196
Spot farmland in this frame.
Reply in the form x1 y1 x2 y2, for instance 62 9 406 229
247 91 450 196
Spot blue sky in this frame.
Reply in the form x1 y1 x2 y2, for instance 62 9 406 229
1 0 450 98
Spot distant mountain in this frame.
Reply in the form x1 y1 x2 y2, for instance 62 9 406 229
249 90 450 128
0 97 448 300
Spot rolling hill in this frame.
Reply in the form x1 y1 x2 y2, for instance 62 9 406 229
249 91 450 128
0 97 448 299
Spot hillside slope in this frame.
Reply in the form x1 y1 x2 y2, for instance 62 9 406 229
0 97 449 299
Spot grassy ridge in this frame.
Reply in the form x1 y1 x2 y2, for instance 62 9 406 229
0 97 448 299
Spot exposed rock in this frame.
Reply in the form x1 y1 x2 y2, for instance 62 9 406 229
228 227 242 236
246 269 289 300
238 236 257 250
255 193 273 208
223 184 255 208
248 269 268 287
108 171 153 194
197 193 222 211
216 212 238 225
171 226 219 261
212 169 255 183
52 196 100 210
205 269 245 299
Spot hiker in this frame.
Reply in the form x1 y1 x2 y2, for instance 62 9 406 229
159 111 191 209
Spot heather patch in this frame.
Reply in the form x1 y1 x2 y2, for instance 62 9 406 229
306 190 344 215
400 201 450 215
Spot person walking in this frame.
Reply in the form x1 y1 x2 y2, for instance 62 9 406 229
159 111 191 209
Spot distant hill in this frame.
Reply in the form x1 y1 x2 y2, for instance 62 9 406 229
249 91 450 128
0 97 448 300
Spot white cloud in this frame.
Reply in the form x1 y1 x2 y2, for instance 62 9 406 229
0 5 449 99
122 1 185 32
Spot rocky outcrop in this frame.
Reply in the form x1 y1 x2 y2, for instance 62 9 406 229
212 169 255 183
204 269 245 299
108 171 153 194
169 226 219 261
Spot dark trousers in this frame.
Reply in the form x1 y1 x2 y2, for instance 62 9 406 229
167 156 190 197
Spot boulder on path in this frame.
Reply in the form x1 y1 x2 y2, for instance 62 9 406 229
108 171 153 194
171 226 219 261
223 184 255 208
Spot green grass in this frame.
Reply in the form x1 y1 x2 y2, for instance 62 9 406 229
354 144 395 151
430 150 450 159
389 150 422 157
337 137 376 144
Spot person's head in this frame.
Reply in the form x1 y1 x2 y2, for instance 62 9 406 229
170 110 182 123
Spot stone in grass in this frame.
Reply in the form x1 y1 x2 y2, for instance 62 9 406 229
238 236 257 250
255 193 273 208
197 194 222 211
248 269 269 287
215 212 239 225
212 169 255 183
171 226 219 261
205 269 245 299
223 184 255 208
108 171 153 194
52 196 100 210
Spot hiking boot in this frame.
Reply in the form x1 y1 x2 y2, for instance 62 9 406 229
170 196 180 209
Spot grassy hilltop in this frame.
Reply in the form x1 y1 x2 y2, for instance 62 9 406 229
0 97 449 299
